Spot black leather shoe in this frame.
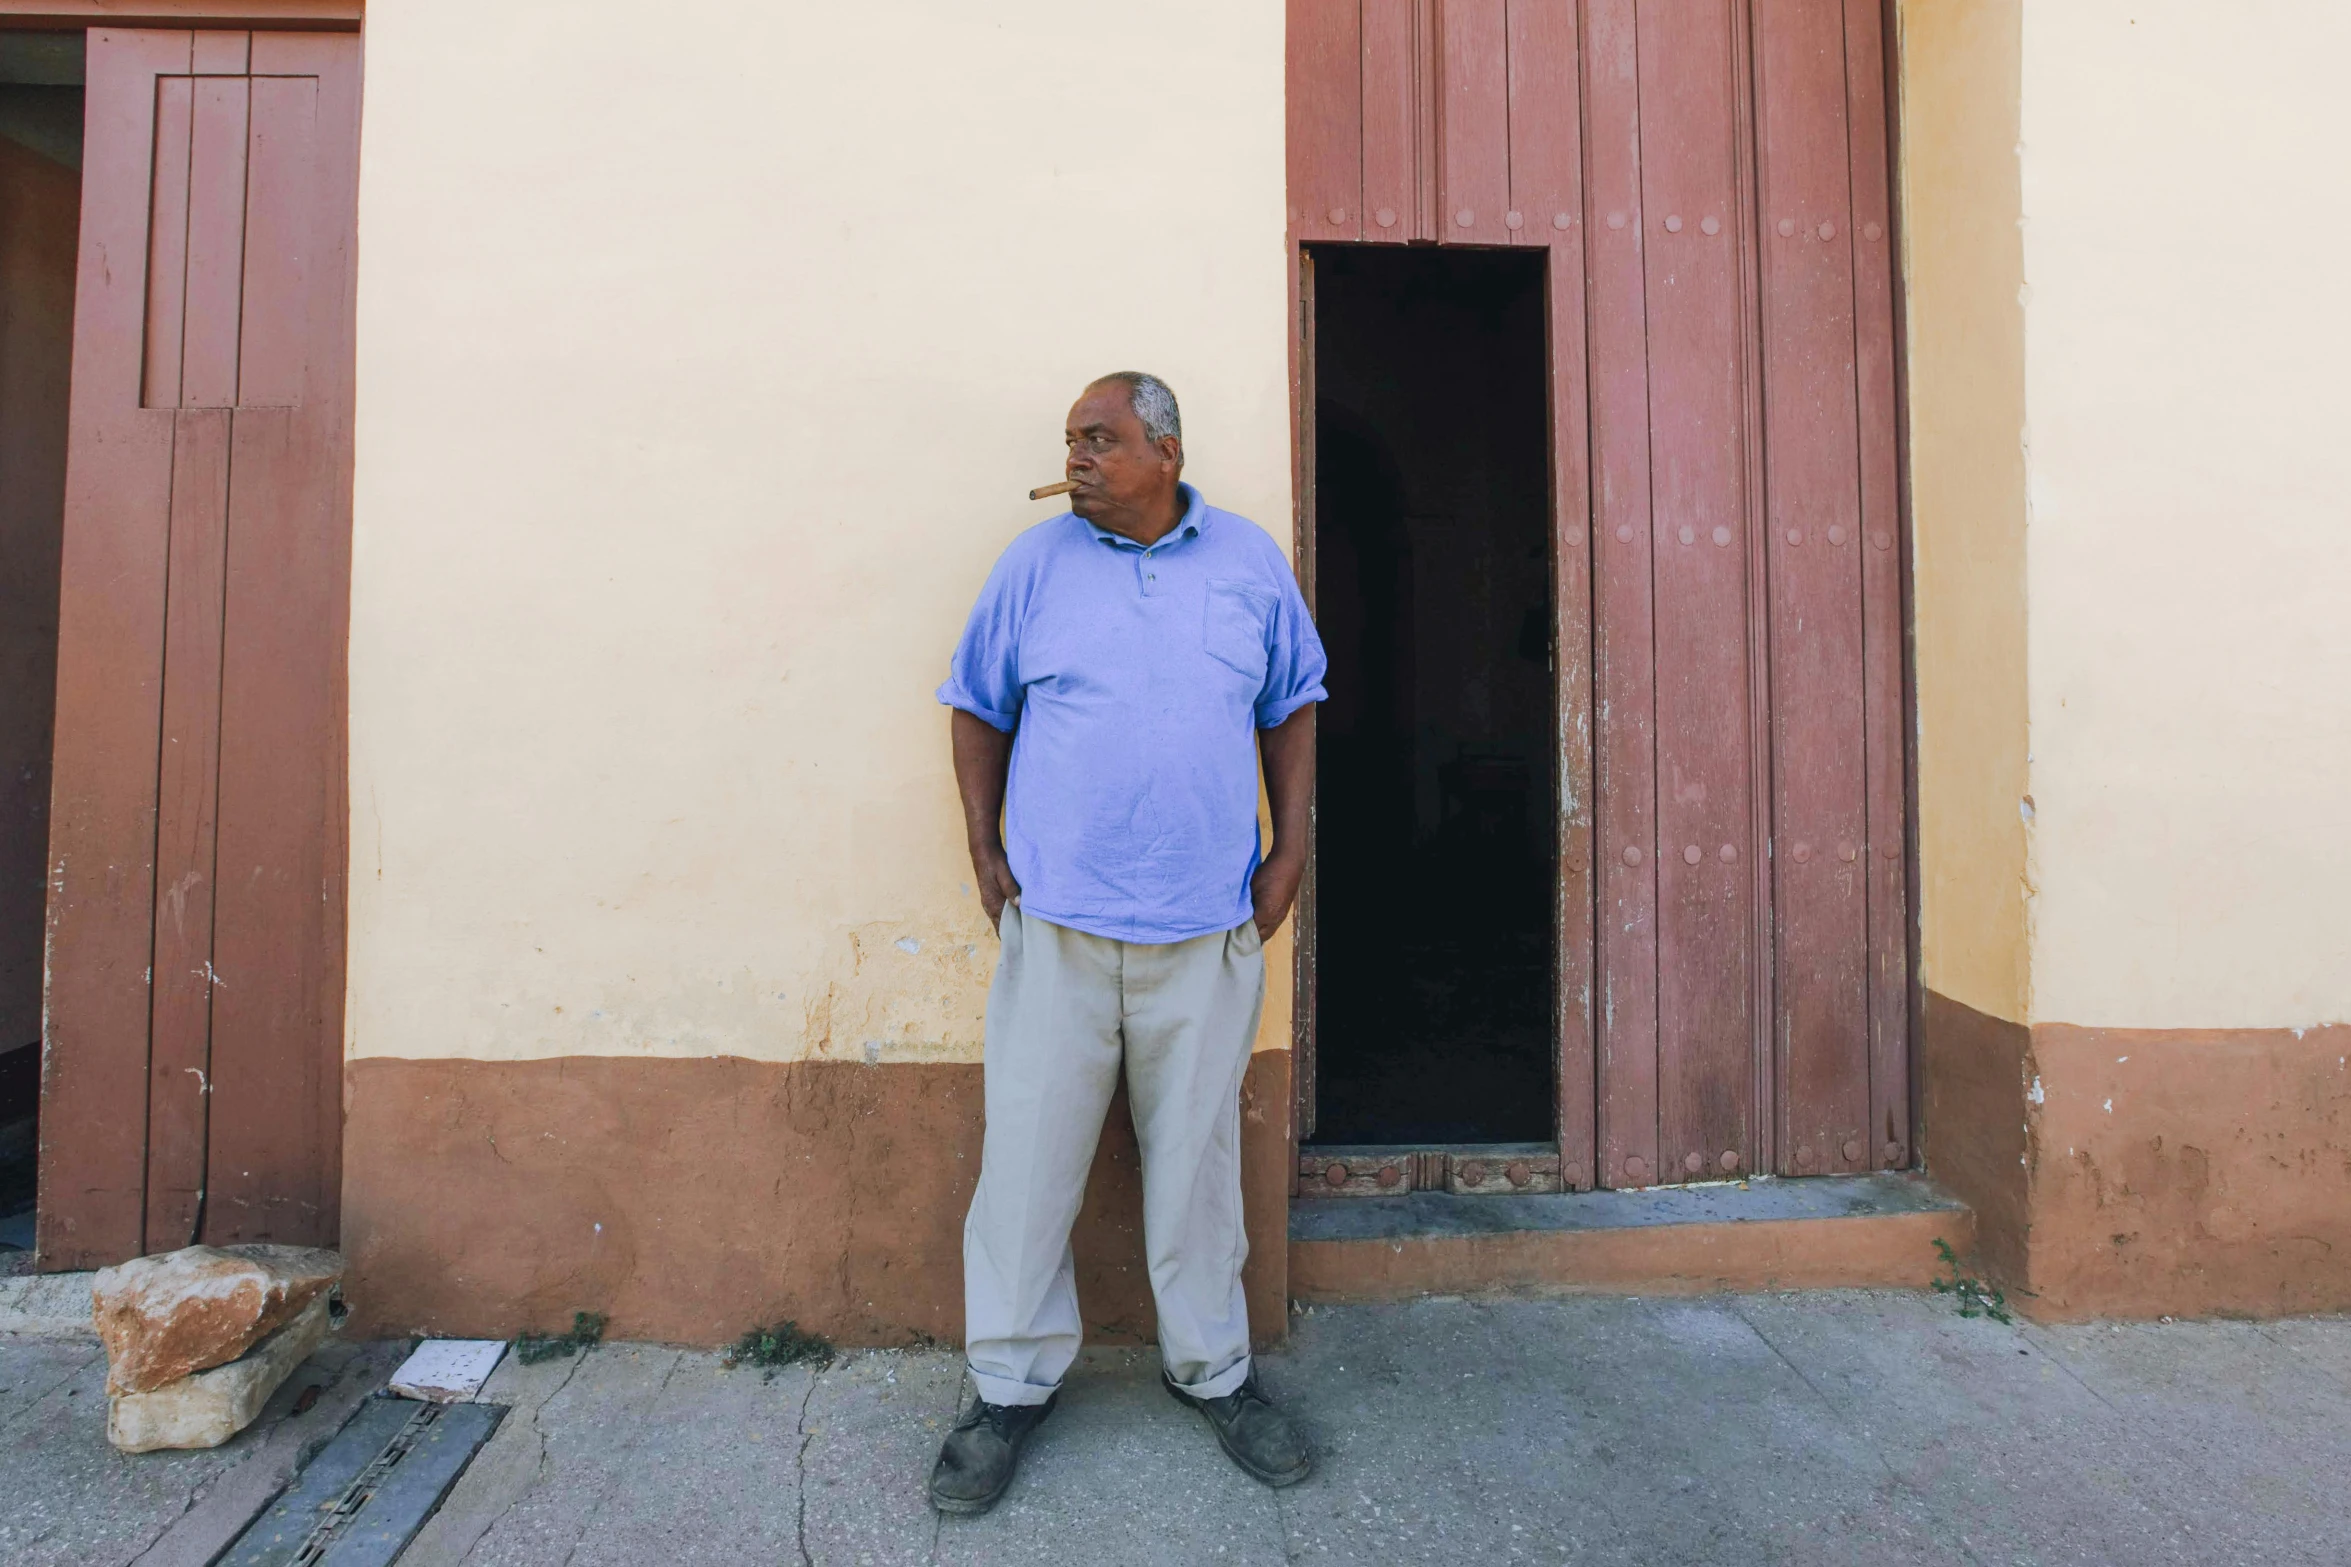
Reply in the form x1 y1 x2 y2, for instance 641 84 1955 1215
928 1392 1057 1515
1164 1371 1313 1487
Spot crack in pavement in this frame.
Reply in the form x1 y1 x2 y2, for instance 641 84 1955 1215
2012 1320 2124 1415
531 1343 594 1489
439 1337 600 1566
1731 1305 1992 1567
408 1345 603 1567
553 1350 684 1567
123 1484 205 1562
1271 1468 1306 1565
1727 1307 1878 1462
792 1364 824 1567
1260 1359 1308 1566
2248 1320 2351 1399
0 1345 103 1442
925 1364 968 1566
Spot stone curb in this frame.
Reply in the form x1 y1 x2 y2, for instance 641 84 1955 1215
0 1269 98 1338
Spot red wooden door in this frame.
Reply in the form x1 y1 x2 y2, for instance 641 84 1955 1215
39 27 360 1266
1288 0 1906 1188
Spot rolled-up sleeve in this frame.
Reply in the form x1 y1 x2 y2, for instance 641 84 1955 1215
937 556 1026 732
1254 564 1329 729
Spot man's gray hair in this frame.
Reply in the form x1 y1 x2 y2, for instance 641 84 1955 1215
1098 371 1182 447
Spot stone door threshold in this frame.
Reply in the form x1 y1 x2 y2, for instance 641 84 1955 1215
1301 1142 1566 1196
1289 1172 1974 1302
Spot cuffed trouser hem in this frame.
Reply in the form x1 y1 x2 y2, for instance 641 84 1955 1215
962 907 1266 1410
1170 1353 1251 1401
969 1367 1060 1408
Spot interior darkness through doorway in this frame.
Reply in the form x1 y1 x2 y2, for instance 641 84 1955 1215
0 31 84 1254
1309 245 1554 1147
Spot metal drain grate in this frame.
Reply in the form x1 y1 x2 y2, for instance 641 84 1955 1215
219 1393 503 1567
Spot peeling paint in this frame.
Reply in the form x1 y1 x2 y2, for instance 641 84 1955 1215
800 921 998 1065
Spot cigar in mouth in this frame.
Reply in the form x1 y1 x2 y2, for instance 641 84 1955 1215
1029 479 1081 500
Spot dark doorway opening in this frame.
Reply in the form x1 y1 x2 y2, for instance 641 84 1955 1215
0 31 82 1260
1308 245 1555 1147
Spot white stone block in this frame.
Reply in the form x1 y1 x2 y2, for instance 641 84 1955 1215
389 1338 507 1403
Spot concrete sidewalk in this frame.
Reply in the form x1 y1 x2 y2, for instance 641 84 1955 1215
7 1289 2350 1565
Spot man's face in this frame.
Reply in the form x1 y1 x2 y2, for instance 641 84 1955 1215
1063 382 1181 528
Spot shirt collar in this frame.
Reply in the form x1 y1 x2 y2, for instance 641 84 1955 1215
1086 482 1208 550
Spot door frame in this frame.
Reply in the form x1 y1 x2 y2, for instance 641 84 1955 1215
0 3 357 30
1283 0 1918 1199
1286 232 1596 1199
25 10 362 1270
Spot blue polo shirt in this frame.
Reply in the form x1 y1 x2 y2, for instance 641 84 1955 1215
938 484 1328 944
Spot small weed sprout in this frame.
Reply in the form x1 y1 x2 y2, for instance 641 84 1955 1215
515 1310 608 1365
725 1320 835 1382
1930 1238 2013 1324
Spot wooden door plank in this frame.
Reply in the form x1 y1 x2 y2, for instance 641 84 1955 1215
189 26 246 75
1728 0 1778 1177
1842 0 1909 1168
209 397 342 1244
1413 0 1439 238
1547 266 1597 1186
1504 0 1597 1190
202 31 357 1245
1579 0 1659 1190
1435 0 1508 246
38 26 193 1269
140 408 231 1254
1549 237 1599 1190
235 71 316 404
1289 0 1364 244
1636 0 1759 1184
1361 0 1417 241
141 73 192 409
1506 0 1581 249
178 75 248 409
1753 0 1869 1176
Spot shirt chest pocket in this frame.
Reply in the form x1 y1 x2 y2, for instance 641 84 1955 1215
1202 578 1274 686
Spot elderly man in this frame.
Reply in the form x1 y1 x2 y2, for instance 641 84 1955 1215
929 372 1326 1513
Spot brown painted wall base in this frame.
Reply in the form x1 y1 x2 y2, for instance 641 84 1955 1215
2023 1020 2351 1320
340 1052 1292 1349
1920 990 2351 1321
1918 989 2031 1284
346 1009 2351 1332
1289 1203 1973 1302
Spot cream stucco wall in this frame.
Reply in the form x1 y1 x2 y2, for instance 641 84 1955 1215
2018 1 2351 1030
1902 0 2351 1032
346 2 1291 1064
1896 0 2031 1026
351 0 2349 1070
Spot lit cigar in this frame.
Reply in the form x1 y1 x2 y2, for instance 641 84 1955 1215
1029 479 1080 500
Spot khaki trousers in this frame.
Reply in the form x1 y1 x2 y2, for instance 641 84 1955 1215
963 903 1267 1407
